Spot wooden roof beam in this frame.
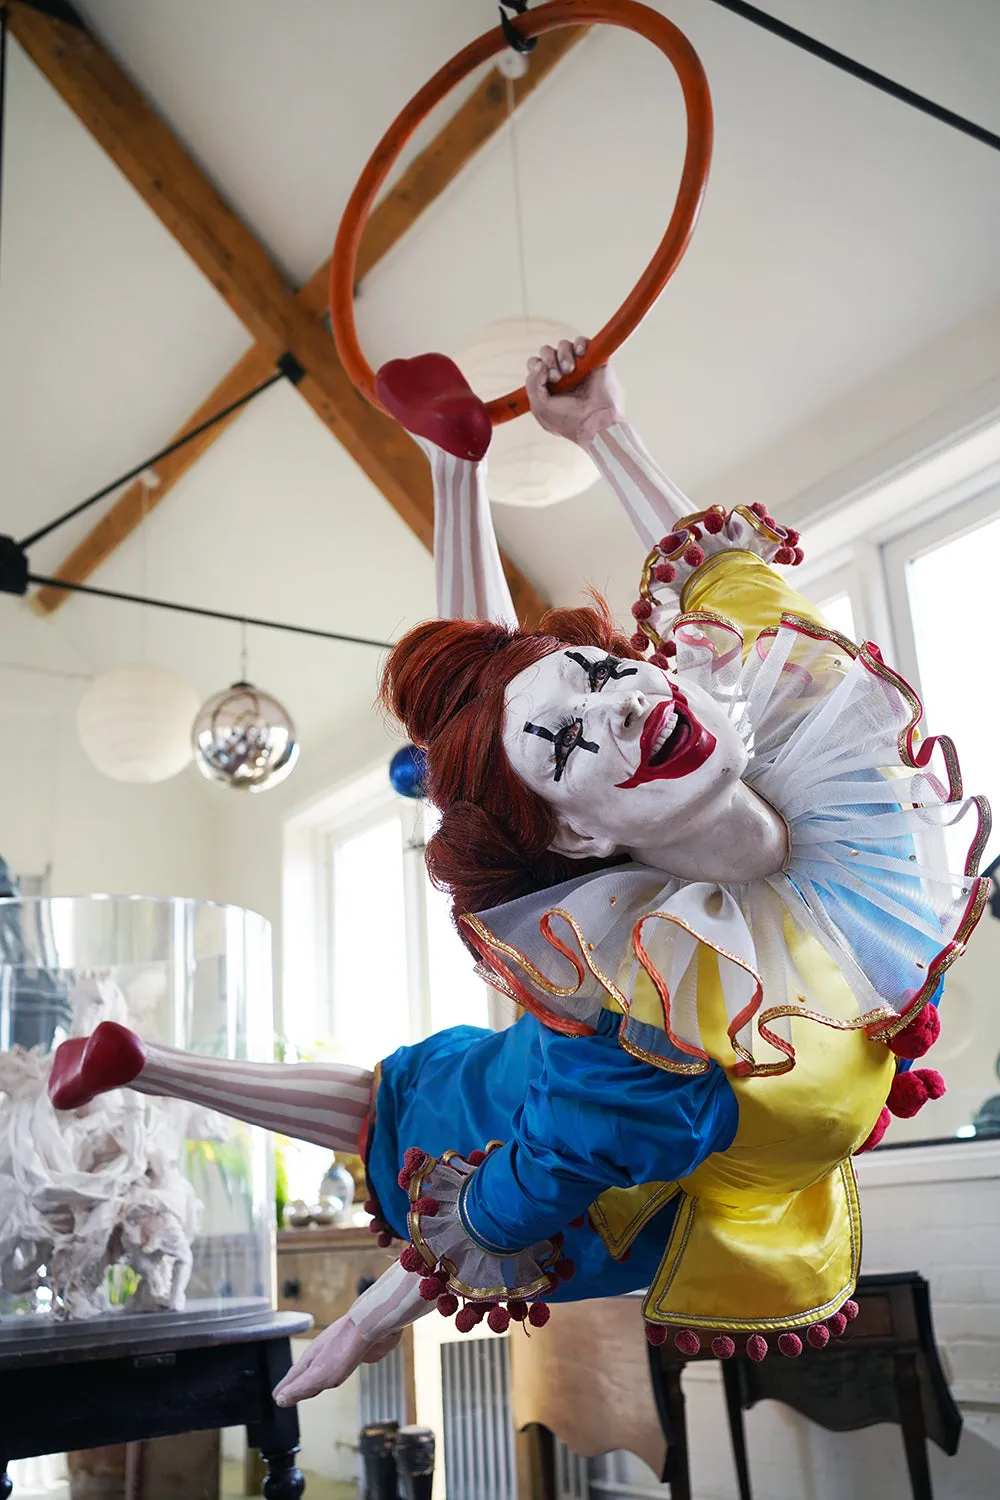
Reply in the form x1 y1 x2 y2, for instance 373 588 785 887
16 3 587 623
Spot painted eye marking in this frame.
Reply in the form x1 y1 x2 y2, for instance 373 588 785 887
564 651 638 693
523 718 599 782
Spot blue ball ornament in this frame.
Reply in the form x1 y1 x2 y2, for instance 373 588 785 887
389 743 427 799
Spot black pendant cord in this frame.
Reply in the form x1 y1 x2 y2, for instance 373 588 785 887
707 0 1000 156
26 572 394 651
19 367 288 549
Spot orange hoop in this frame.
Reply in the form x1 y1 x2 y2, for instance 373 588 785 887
330 0 713 424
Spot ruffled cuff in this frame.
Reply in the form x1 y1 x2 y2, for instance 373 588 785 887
393 1146 575 1335
628 504 804 661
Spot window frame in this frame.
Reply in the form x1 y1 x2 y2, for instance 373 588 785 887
282 768 486 1054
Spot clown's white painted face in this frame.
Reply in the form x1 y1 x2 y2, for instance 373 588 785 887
501 647 748 862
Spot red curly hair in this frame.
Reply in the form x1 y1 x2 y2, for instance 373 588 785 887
380 598 640 922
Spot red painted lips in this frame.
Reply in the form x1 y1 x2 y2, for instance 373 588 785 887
615 688 716 789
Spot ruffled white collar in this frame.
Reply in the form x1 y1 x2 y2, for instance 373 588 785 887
463 612 989 1076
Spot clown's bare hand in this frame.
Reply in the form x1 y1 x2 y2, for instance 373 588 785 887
272 1315 402 1407
525 336 625 447
272 1259 430 1407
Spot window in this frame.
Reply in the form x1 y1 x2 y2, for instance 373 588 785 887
283 772 489 1069
885 496 1000 870
815 589 856 642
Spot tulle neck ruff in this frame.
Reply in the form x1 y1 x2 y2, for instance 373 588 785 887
462 612 990 1077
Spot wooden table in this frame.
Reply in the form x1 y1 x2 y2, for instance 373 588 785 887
0 1308 312 1499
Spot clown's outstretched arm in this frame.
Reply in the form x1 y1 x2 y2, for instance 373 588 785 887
525 338 693 551
425 435 517 626
377 354 517 625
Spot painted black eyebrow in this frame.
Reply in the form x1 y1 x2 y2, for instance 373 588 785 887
564 651 638 686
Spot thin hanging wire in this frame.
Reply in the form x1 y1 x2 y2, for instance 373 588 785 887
505 74 531 324
137 472 152 663
238 618 249 683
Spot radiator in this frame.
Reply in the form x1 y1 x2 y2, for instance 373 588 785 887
441 1335 517 1500
358 1339 408 1429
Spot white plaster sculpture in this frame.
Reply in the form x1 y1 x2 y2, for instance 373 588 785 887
0 975 218 1321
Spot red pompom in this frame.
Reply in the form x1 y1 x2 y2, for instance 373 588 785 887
437 1292 459 1318
466 1149 486 1166
399 1244 425 1275
651 644 677 669
455 1307 480 1334
778 1333 803 1358
487 1306 511 1334
367 1219 383 1235
855 1105 891 1154
653 562 677 584
413 1196 440 1216
528 1301 551 1328
746 1335 769 1363
553 1258 575 1283
687 523 702 541
569 1215 585 1228
507 1299 529 1322
749 503 768 519
828 1313 848 1338
630 631 649 653
703 509 725 535
889 1005 941 1060
784 528 800 546
888 1068 946 1119
842 1300 859 1323
376 1231 393 1248
363 1199 378 1216
774 546 795 565
674 1329 701 1356
467 1302 488 1325
545 1273 561 1294
419 1276 446 1301
631 598 653 621
807 1324 830 1350
659 533 684 553
682 543 705 567
397 1168 413 1191
644 1322 668 1347
712 1335 736 1360
403 1148 426 1171
792 546 805 565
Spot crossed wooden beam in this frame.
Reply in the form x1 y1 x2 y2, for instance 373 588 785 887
10 2 586 626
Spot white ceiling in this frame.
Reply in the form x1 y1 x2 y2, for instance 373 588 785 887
2 0 999 750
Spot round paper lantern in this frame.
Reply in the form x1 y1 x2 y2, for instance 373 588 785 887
77 664 201 784
389 744 426 800
451 317 599 507
192 681 298 793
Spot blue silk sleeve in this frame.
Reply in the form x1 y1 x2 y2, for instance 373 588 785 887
462 1011 737 1253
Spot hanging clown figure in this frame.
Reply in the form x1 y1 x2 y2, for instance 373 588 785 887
48 340 990 1402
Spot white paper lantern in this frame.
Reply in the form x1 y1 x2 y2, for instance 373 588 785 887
452 317 599 507
77 664 201 784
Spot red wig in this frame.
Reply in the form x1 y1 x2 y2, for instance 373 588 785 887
380 598 641 922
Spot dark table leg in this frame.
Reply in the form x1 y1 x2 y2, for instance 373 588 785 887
721 1360 753 1500
648 1357 692 1500
894 1352 934 1500
247 1338 305 1500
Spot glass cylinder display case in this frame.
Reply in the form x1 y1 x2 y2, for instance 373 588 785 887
0 896 274 1335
